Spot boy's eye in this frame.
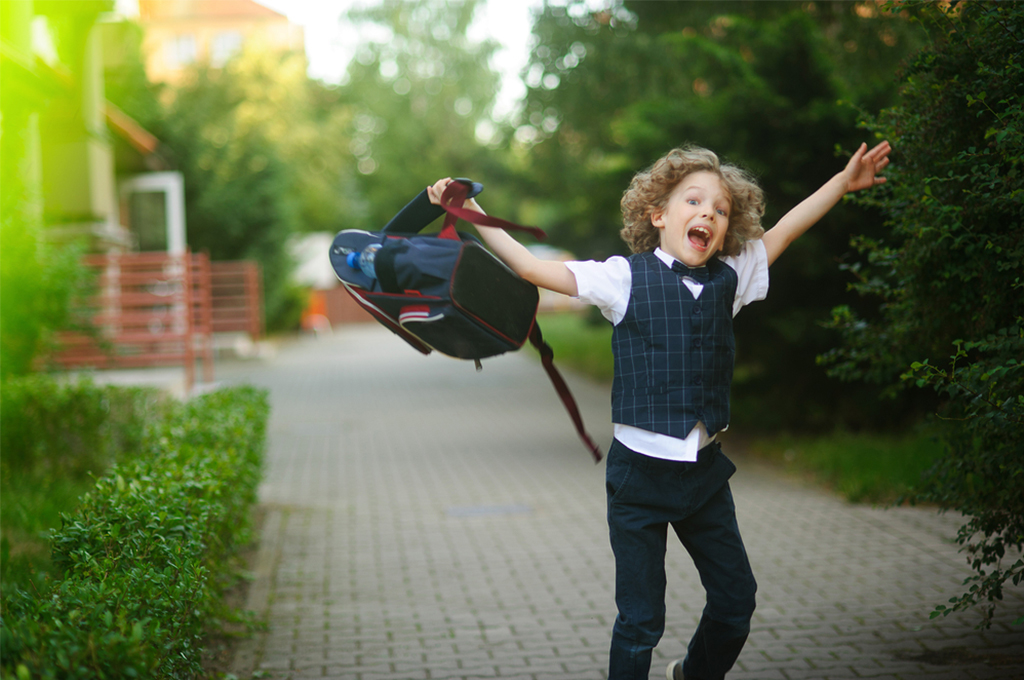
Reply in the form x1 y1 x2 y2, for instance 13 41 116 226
717 209 728 216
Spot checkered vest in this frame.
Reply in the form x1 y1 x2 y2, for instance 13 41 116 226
611 251 738 439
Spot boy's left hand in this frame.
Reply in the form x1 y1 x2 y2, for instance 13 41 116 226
844 140 891 193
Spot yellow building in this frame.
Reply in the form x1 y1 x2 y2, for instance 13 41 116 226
137 0 304 86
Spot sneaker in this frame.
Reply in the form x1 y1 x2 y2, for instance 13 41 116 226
666 659 685 680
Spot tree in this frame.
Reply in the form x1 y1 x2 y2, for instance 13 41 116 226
514 0 926 430
102 21 360 330
337 0 502 232
155 45 345 331
824 1 1023 627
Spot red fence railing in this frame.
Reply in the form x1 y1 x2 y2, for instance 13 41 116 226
52 252 262 393
210 260 263 340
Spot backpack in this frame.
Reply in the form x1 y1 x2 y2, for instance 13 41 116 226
329 179 601 461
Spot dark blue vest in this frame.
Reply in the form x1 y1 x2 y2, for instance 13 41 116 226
611 251 738 439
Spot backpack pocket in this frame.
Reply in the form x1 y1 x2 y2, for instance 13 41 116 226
398 302 520 359
375 237 461 295
450 242 539 347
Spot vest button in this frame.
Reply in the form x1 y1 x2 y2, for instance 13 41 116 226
692 304 702 315
692 338 702 348
692 375 703 385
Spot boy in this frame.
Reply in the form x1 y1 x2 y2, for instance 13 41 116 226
428 140 890 680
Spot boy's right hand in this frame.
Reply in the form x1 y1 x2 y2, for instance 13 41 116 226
427 178 454 206
428 177 486 215
424 178 577 297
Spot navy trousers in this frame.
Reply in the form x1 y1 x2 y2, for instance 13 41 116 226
605 439 757 680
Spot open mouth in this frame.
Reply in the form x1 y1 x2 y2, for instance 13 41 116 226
687 225 712 250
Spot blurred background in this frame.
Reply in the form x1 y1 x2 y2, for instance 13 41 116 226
0 0 930 431
6 3 1022 642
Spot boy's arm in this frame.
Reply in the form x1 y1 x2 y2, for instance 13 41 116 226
427 178 579 296
762 141 891 266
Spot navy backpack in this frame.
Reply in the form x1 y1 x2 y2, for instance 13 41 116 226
329 179 601 461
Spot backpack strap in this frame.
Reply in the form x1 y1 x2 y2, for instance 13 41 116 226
529 323 603 463
438 180 548 241
436 182 601 462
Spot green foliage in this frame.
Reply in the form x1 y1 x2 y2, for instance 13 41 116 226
532 311 614 382
0 376 167 475
0 183 86 380
0 226 77 379
339 0 502 231
514 1 928 430
1 471 97 598
102 21 354 331
748 430 943 504
0 386 269 678
157 60 301 332
823 1 1024 627
0 377 171 592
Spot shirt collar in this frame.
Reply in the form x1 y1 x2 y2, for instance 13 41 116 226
654 247 710 283
653 247 676 269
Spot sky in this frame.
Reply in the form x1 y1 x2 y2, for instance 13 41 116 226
257 0 547 119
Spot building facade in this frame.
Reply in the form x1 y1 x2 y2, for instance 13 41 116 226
137 0 304 85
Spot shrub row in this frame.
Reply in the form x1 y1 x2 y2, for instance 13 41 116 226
0 375 172 478
0 385 269 679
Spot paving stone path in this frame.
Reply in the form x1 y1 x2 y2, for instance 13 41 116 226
220 325 1023 680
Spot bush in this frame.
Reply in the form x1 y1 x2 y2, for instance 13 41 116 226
1 377 173 593
0 200 87 380
0 376 168 477
0 386 269 679
823 1 1023 627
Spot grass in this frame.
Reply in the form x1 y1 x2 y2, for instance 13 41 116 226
531 311 614 382
745 431 944 504
524 311 944 505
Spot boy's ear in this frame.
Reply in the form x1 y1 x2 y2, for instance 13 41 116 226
650 209 665 228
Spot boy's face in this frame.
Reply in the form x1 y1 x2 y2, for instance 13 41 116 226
651 171 730 267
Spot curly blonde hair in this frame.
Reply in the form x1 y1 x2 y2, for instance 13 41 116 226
620 146 765 255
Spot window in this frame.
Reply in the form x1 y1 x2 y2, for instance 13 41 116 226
167 34 196 67
211 31 243 67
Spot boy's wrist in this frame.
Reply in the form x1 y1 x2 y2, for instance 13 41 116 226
829 171 850 198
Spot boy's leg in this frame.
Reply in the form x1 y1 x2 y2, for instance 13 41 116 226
671 482 757 680
606 440 671 680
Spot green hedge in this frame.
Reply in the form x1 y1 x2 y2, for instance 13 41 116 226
0 376 171 477
0 385 269 679
1 378 173 594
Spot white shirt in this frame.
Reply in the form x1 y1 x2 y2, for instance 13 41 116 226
565 240 770 461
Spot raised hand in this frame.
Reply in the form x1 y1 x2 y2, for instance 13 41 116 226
844 140 891 193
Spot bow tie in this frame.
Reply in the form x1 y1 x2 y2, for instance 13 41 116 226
671 260 709 283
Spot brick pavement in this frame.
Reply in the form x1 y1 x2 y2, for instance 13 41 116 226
222 325 1023 680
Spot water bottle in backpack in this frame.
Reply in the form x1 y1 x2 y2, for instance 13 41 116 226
346 243 382 279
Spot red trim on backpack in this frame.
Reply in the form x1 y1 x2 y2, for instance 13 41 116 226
345 284 432 355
